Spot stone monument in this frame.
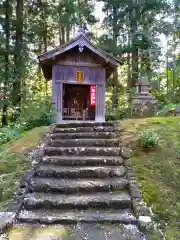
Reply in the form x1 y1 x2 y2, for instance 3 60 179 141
131 77 156 117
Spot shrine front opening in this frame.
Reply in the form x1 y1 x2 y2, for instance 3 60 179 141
62 84 96 121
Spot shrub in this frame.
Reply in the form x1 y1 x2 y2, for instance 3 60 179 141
138 129 160 148
19 95 56 131
0 126 20 145
0 96 55 145
106 108 128 121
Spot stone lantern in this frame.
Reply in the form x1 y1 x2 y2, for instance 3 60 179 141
131 77 156 117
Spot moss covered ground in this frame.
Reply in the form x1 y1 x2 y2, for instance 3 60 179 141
119 117 180 240
0 126 48 210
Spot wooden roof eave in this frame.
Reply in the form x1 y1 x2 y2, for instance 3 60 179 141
38 35 121 68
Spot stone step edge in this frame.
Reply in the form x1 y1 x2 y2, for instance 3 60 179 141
23 191 132 210
51 132 118 139
30 177 129 194
18 209 137 225
55 122 115 128
41 156 124 166
35 165 126 179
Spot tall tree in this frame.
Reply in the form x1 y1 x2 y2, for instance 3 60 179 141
130 0 138 85
12 0 24 119
2 0 11 126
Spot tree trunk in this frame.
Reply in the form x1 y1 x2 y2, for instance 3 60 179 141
12 0 23 120
2 0 10 126
112 70 118 109
127 30 132 117
112 5 118 110
166 36 170 101
66 26 70 42
43 1 48 52
58 25 62 45
41 0 48 95
131 0 138 85
61 26 65 44
172 0 178 103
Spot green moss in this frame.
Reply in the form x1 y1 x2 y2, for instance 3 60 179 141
0 126 48 210
119 116 180 239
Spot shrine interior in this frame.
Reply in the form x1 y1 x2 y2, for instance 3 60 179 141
62 84 95 121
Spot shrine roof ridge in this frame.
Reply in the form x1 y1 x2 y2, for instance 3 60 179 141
38 32 121 67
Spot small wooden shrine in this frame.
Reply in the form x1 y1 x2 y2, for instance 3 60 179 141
38 29 120 123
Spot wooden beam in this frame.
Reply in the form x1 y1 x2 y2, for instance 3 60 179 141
57 61 102 68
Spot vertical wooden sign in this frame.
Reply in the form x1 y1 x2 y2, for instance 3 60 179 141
76 71 84 83
90 85 96 106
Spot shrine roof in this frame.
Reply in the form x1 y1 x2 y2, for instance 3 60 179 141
38 30 121 80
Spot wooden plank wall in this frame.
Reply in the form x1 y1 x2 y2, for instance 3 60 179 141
52 63 106 122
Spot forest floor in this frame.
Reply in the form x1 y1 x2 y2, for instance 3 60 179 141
118 116 180 240
0 126 48 210
0 117 179 240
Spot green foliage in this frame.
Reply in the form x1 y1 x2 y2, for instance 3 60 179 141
0 126 47 210
19 95 55 131
0 126 20 145
138 129 160 148
0 96 54 145
105 108 128 121
0 151 27 209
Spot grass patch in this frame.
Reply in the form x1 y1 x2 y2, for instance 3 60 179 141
119 116 180 240
0 126 48 210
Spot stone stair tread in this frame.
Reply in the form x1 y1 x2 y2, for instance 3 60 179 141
56 122 114 128
49 138 119 147
53 126 115 133
44 146 120 156
8 223 145 240
42 155 124 166
51 132 118 139
24 191 132 209
18 209 137 224
35 165 126 178
31 177 129 193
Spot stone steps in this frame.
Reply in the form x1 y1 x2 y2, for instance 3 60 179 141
24 192 132 210
16 122 142 237
53 126 115 133
44 147 120 157
18 209 137 225
48 138 119 147
31 177 129 194
35 165 126 178
42 156 124 166
51 131 118 139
